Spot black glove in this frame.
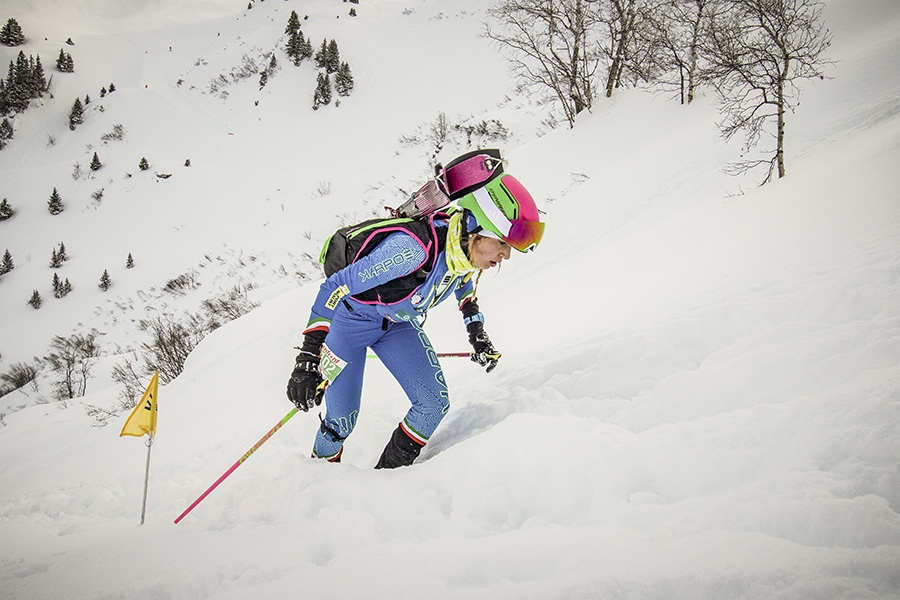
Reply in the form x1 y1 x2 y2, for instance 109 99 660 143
287 351 324 411
470 331 501 373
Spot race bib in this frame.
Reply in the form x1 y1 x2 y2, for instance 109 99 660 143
319 343 348 384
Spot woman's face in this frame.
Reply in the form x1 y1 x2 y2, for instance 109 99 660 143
470 235 511 270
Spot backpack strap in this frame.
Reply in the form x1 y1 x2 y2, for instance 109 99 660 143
437 149 505 199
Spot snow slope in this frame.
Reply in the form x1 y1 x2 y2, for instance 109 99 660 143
1 0 899 598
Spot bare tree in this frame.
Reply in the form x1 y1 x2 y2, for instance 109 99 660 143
599 0 640 96
485 0 601 127
42 332 101 401
704 0 832 181
110 353 146 410
138 312 210 384
645 0 711 104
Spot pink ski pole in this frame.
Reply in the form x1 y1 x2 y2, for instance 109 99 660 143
174 407 298 524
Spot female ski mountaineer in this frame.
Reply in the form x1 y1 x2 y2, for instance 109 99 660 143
286 171 544 468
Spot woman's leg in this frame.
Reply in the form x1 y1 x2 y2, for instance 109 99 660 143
311 308 380 461
371 321 450 467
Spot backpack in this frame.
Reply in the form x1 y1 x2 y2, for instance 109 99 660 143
318 149 505 303
319 213 448 303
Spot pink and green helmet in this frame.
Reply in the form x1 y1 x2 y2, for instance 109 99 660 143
456 174 545 252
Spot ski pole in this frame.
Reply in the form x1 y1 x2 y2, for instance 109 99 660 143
367 351 471 359
174 407 298 524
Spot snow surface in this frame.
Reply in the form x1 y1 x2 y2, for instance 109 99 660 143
1 0 899 598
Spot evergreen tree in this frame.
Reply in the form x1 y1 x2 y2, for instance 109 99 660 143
139 157 150 171
286 10 301 34
108 83 116 92
47 188 64 215
60 277 72 297
52 273 62 297
126 253 135 269
314 39 328 69
90 152 102 171
0 18 25 46
28 289 42 309
68 97 83 130
335 62 354 97
50 242 68 268
325 39 340 74
31 55 46 94
0 118 12 149
286 29 306 65
56 49 74 73
4 57 28 112
98 269 111 291
0 249 13 274
313 72 332 110
0 198 13 220
100 86 107 97
84 93 91 105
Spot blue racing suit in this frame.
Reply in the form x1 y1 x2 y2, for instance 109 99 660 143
302 217 479 461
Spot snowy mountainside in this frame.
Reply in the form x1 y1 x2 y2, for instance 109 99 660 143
0 0 899 599
0 0 545 385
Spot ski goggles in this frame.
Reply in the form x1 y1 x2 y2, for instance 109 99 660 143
503 218 545 252
470 176 545 252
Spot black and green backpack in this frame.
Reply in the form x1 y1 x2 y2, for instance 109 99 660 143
317 149 505 303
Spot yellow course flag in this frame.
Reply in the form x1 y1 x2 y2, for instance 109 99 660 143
120 372 159 437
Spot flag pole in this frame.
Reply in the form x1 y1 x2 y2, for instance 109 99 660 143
140 432 154 525
174 407 299 524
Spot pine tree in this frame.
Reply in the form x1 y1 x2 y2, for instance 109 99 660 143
56 49 74 73
0 119 12 148
60 278 72 298
126 253 135 269
108 83 116 92
286 29 306 66
335 62 354 97
50 247 61 268
90 152 102 171
0 249 13 274
313 72 332 110
98 269 111 291
52 273 62 297
48 188 64 215
139 157 150 171
68 97 84 130
84 93 91 105
0 198 13 221
57 242 68 263
0 18 25 46
100 86 107 97
314 39 328 69
31 55 46 94
28 290 42 309
286 10 301 34
325 39 340 74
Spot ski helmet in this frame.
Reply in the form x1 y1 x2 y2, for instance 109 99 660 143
456 174 544 252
